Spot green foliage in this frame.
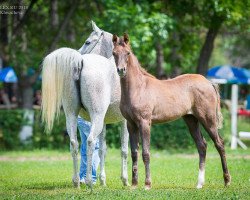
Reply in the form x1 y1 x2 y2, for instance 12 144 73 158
0 110 24 149
32 110 69 150
0 110 69 150
96 0 174 73
1 108 249 150
0 148 250 199
151 119 193 149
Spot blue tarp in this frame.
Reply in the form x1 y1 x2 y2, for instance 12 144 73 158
0 67 18 83
207 65 250 84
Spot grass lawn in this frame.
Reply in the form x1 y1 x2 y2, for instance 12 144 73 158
0 147 249 199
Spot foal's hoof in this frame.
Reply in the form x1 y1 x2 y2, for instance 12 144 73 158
224 173 231 187
144 185 151 190
131 185 138 190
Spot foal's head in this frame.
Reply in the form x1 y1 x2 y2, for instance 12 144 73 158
112 33 131 77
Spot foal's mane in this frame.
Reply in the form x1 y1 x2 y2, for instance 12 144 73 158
118 38 156 79
129 52 156 79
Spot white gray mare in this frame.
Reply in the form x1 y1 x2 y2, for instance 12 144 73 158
41 22 129 189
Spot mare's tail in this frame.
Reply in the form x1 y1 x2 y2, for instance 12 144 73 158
41 48 83 132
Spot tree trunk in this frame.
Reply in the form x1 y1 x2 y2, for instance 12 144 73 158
170 31 181 78
18 77 35 109
196 26 221 75
156 42 165 79
18 76 35 142
0 14 9 65
47 0 78 53
50 0 59 29
67 21 76 43
0 14 8 46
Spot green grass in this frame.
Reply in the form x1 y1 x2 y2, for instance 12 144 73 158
0 148 250 200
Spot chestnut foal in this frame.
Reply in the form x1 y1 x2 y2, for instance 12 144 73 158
112 34 231 190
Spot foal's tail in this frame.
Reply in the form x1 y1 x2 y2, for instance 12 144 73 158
211 83 223 129
41 48 83 133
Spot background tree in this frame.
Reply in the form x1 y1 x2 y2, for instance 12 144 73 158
0 0 249 109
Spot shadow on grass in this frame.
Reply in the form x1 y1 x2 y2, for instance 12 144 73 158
22 181 99 194
22 181 73 190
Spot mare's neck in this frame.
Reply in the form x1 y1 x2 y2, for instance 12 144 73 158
120 54 144 96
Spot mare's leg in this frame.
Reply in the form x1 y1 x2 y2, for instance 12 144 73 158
120 120 129 186
139 120 151 190
98 124 107 186
62 90 80 188
65 114 80 188
86 113 105 188
183 115 207 189
200 115 231 186
127 121 139 188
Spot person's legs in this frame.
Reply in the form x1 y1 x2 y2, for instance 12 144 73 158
78 117 100 183
78 117 89 182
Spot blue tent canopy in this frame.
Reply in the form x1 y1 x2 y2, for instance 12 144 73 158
0 67 18 83
207 65 250 84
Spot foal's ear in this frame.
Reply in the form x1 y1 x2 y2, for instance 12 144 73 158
123 33 129 44
112 34 118 45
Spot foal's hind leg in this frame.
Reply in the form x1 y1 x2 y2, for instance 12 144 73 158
139 119 151 190
183 115 207 189
201 117 231 186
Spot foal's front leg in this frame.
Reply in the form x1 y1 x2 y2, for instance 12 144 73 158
139 120 151 190
127 122 139 188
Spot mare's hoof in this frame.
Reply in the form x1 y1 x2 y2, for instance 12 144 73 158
121 177 130 187
100 176 106 186
124 182 130 187
196 184 203 189
85 179 94 190
72 176 80 188
72 180 80 188
100 181 106 186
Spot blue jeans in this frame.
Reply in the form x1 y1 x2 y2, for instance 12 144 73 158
78 117 100 182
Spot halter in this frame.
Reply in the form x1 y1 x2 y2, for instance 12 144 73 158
87 31 104 54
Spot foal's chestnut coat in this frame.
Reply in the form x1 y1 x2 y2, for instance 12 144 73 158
112 34 231 189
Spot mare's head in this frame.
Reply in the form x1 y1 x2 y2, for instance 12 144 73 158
78 21 113 58
112 33 131 77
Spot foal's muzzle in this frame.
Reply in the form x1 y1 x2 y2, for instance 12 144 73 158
117 67 126 77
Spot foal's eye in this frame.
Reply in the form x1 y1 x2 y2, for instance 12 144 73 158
85 41 91 45
127 51 130 55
